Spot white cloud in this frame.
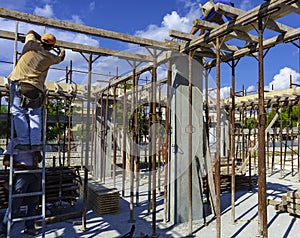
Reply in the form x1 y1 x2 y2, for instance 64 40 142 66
71 15 84 25
266 67 300 91
221 86 231 99
89 2 96 12
238 0 254 11
246 85 256 94
135 11 193 41
34 4 54 18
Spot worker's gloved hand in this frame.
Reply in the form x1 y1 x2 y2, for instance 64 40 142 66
59 48 66 61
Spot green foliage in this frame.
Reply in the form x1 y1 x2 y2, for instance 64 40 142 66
242 105 299 130
244 117 257 129
267 105 298 128
46 99 69 141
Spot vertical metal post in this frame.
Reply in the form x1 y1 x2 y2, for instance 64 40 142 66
257 18 268 238
279 103 283 178
103 89 109 183
81 53 93 231
151 52 157 237
215 36 221 238
7 24 18 238
188 51 193 236
231 59 236 224
92 100 96 176
67 97 72 166
164 60 171 223
133 73 140 206
157 90 162 196
298 100 300 180
80 101 84 169
84 53 92 170
147 87 152 215
129 67 136 222
99 93 104 181
122 83 127 197
81 167 88 231
242 108 245 163
113 86 117 187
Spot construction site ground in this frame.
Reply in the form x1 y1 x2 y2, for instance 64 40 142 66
4 165 300 238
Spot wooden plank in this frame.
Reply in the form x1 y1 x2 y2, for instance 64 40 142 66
287 203 300 210
215 2 295 33
267 199 287 211
169 30 239 52
0 29 153 62
191 19 260 43
287 197 300 204
204 27 300 68
0 8 179 51
187 0 297 51
288 207 300 216
35 211 82 226
287 190 300 199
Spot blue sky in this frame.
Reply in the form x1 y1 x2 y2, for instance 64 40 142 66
0 0 299 97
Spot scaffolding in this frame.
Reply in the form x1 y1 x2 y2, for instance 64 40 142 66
0 0 299 237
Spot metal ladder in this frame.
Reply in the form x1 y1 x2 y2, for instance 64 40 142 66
6 22 47 238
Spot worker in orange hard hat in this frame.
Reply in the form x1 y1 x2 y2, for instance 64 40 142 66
7 29 65 157
41 32 56 45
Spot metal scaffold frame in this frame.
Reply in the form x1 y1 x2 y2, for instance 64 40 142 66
0 1 299 237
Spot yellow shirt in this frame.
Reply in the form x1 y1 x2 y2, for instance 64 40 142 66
9 33 62 91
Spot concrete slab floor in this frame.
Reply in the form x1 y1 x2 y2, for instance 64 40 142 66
4 169 300 238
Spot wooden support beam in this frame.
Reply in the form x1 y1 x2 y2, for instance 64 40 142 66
187 0 297 51
191 19 260 43
169 30 239 52
0 7 179 51
215 2 295 33
0 29 153 62
204 27 300 68
224 87 300 109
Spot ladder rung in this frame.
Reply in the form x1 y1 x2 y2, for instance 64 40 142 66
13 214 43 222
13 169 43 174
12 191 43 198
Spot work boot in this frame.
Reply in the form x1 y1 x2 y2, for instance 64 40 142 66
23 227 39 236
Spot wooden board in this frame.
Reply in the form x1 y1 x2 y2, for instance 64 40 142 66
287 190 300 199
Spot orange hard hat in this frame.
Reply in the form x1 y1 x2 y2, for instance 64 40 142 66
41 33 56 45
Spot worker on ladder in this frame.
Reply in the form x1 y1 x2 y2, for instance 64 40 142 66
8 29 65 155
190 0 236 35
2 29 65 237
0 139 42 237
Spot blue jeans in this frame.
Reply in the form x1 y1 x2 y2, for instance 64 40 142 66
10 82 42 146
0 173 41 233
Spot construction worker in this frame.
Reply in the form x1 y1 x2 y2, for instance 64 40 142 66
190 0 235 35
8 29 65 155
0 139 41 237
